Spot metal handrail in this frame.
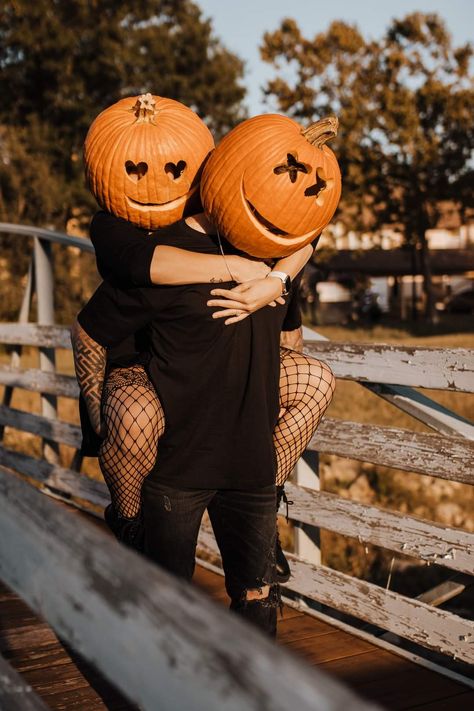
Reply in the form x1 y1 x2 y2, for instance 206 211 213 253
0 221 94 252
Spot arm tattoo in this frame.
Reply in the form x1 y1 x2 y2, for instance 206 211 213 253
71 320 106 436
210 276 224 283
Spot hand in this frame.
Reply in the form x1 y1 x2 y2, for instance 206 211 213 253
280 327 303 353
207 278 285 325
229 255 272 283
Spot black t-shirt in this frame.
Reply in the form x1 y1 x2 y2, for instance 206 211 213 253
90 210 302 331
79 220 291 490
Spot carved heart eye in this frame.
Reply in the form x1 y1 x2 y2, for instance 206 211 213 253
165 160 187 180
125 161 148 181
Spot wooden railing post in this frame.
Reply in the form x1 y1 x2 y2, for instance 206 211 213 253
33 237 59 464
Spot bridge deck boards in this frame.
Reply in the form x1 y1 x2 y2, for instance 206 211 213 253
0 562 470 710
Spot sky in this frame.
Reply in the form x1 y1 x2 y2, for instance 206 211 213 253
197 0 473 115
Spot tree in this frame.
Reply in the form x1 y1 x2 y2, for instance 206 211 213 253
261 13 474 321
0 0 246 227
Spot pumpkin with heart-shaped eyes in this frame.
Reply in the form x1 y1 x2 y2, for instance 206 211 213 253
84 93 215 230
200 114 341 258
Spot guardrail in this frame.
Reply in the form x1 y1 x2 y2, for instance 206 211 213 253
0 222 473 704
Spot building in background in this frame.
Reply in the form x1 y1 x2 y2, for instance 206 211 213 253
304 204 474 324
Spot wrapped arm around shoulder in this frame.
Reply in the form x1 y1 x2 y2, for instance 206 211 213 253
70 319 106 436
91 211 270 286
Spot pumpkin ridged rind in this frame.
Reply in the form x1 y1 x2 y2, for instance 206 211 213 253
201 114 341 257
84 95 214 230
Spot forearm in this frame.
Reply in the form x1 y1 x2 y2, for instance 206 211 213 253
280 327 303 353
71 319 106 436
272 244 314 280
150 246 234 284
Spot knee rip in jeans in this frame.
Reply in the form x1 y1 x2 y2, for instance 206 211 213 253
239 582 281 610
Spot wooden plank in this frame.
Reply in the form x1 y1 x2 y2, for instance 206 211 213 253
283 596 474 691
0 405 81 448
0 366 79 398
317 649 412 686
0 468 380 711
284 557 474 664
277 615 336 644
0 654 50 710
286 630 375 665
0 448 108 507
284 483 474 575
303 341 474 392
416 576 471 607
0 323 72 349
405 691 474 710
33 684 118 710
353 665 470 710
2 645 71 673
312 418 474 483
301 326 474 439
0 624 59 654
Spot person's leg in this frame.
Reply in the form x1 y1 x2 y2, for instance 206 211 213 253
142 480 212 580
276 348 335 486
99 365 165 547
273 348 336 580
208 486 279 637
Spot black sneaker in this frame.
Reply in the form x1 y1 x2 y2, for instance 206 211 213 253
104 503 145 552
276 486 292 583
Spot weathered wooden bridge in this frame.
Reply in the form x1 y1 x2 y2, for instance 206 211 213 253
0 223 473 710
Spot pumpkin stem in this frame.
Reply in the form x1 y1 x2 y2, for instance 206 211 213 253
131 93 157 123
302 116 338 148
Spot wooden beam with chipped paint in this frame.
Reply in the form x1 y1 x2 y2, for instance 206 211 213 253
0 323 72 349
283 483 474 575
0 466 381 711
0 366 79 398
303 341 474 393
311 417 474 483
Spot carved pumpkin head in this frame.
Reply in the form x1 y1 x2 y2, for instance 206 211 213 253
84 93 214 230
201 114 341 257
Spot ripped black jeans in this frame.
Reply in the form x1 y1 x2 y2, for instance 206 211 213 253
142 481 279 636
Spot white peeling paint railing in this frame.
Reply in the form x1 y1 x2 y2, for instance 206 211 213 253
0 467 381 711
0 224 473 683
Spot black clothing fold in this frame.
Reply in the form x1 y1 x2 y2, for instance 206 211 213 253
78 220 293 490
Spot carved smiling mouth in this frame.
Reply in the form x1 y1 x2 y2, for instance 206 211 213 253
240 181 289 236
126 184 198 211
245 199 288 235
240 179 317 245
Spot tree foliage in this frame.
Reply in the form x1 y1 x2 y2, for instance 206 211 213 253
0 0 246 227
261 13 473 319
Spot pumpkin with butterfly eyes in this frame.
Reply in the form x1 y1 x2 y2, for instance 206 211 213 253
201 114 341 258
84 94 214 231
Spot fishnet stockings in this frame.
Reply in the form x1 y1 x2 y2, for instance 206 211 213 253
99 365 165 518
98 351 335 517
275 348 335 487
